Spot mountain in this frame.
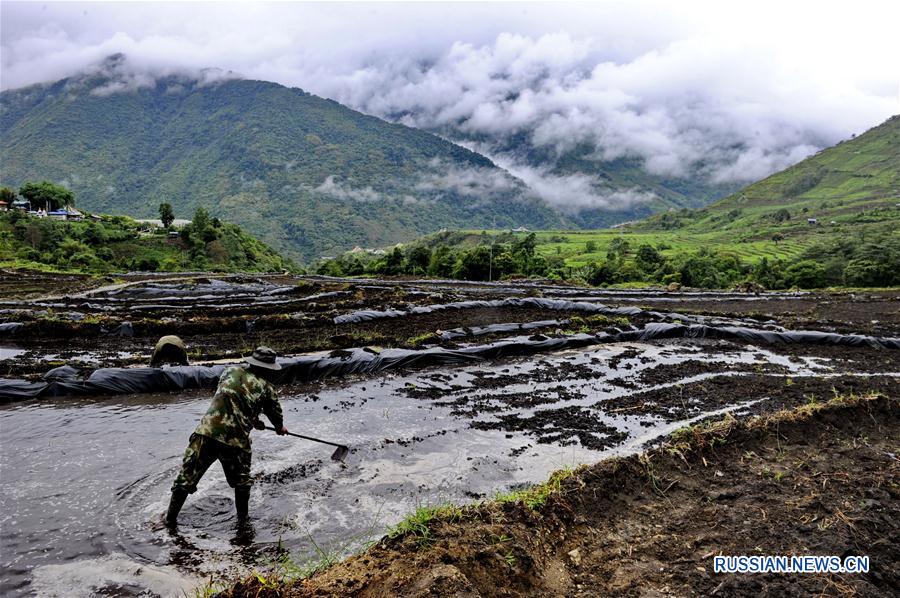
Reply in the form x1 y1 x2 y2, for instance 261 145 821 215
337 115 898 288
442 128 743 227
0 56 565 261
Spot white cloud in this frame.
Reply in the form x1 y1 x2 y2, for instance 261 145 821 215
509 165 658 212
415 160 520 198
321 32 896 186
314 176 382 203
1 1 898 207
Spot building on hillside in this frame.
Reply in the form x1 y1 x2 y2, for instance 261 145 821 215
807 218 818 225
0 201 7 211
46 206 83 221
11 199 30 211
512 226 530 232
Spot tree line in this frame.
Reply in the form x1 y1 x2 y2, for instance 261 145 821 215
316 231 900 289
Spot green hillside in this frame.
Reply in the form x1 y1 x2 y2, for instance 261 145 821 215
320 116 900 288
0 57 564 261
0 207 295 274
638 115 900 235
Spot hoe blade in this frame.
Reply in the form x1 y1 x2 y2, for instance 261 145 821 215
330 445 350 462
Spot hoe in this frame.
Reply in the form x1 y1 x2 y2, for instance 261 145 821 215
266 426 350 462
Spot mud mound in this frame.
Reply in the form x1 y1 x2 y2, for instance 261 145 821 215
220 394 898 597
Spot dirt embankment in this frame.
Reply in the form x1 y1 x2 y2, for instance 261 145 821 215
221 395 898 597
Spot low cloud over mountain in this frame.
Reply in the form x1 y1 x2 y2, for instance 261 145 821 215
2 2 897 213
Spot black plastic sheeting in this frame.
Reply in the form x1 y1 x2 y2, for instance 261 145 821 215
109 322 134 337
332 296 773 329
2 322 897 401
0 322 25 335
334 297 641 325
439 319 570 340
0 347 484 401
0 365 229 401
626 323 900 350
106 279 285 299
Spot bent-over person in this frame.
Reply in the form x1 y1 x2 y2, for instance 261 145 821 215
165 346 287 526
150 335 189 367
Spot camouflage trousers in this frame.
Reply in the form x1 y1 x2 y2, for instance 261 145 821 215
172 433 252 493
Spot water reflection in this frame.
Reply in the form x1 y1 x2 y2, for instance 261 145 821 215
0 339 848 597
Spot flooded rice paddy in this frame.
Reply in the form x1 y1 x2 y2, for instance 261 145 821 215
1 274 897 596
3 337 894 596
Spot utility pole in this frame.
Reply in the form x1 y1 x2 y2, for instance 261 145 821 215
488 218 496 282
488 238 493 282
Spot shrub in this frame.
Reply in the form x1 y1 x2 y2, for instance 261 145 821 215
784 260 827 288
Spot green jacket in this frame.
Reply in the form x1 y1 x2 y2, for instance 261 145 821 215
194 366 283 451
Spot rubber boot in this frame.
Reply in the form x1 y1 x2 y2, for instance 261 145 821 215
234 487 250 523
165 489 189 526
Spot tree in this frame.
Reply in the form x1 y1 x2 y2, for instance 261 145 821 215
427 245 456 278
512 232 537 273
317 259 345 277
514 233 537 259
587 261 616 286
191 207 211 231
784 260 827 289
607 237 630 260
771 208 791 223
406 245 431 275
385 246 405 275
454 246 492 280
186 207 218 245
82 222 108 245
24 222 43 249
19 181 75 211
492 252 516 278
341 256 366 276
843 259 888 287
585 240 597 253
159 202 175 228
0 187 15 203
207 239 228 264
635 244 664 273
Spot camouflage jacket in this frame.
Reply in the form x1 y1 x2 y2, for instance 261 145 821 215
194 366 283 451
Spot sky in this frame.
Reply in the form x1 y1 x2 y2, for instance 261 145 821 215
2 1 898 209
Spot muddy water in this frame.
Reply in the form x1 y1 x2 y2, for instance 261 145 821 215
0 340 851 596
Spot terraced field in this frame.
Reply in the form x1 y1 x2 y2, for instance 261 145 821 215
445 226 833 270
1 273 897 597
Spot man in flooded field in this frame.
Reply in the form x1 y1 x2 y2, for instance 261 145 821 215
165 346 287 527
149 335 189 367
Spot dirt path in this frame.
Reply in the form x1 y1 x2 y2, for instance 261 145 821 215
221 394 898 597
